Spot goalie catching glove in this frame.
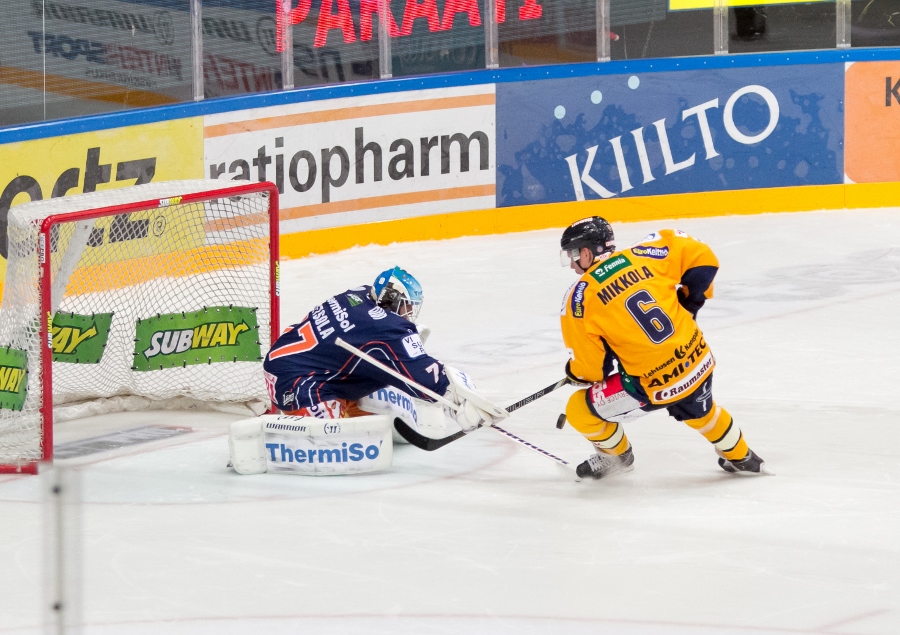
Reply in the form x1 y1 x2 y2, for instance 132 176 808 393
443 367 509 433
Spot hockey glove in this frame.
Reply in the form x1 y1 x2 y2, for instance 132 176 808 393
443 366 508 433
564 360 594 387
677 286 705 318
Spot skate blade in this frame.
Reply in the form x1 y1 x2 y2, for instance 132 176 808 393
729 462 775 476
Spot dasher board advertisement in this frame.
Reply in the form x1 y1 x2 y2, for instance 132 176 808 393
496 64 843 207
203 85 496 232
845 61 900 184
0 118 203 289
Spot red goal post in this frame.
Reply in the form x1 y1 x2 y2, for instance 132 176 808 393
0 180 280 474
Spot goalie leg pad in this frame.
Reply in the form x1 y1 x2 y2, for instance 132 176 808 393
357 389 445 444
228 418 268 475
230 414 393 475
358 387 420 444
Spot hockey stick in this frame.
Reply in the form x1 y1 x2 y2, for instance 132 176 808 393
391 378 569 451
334 338 459 410
335 338 573 468
504 378 569 412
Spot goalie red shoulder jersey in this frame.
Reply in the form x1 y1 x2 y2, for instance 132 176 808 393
561 229 718 405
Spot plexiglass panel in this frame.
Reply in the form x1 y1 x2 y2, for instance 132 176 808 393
200 1 283 98
609 3 714 60
729 3 836 53
388 0 485 77
498 0 595 67
287 0 380 87
851 0 900 48
0 0 193 127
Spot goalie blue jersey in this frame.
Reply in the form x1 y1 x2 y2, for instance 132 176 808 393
263 286 449 412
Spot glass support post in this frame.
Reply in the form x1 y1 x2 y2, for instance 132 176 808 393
714 0 728 55
190 0 204 101
378 0 393 78
281 0 295 90
836 0 851 49
597 0 610 62
484 0 499 69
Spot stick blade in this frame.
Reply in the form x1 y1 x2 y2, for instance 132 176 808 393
393 418 466 451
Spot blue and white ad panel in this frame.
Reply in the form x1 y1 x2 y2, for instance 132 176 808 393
495 64 844 207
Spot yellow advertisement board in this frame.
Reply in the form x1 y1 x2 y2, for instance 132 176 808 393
0 118 204 289
670 0 829 9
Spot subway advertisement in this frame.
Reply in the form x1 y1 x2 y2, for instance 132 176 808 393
1 56 899 287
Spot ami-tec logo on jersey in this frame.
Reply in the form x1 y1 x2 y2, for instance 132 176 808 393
631 245 669 259
571 281 588 318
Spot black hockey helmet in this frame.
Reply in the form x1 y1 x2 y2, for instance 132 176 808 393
560 216 615 266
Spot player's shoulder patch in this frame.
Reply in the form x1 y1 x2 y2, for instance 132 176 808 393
630 244 670 259
368 306 388 320
346 293 364 306
402 333 427 358
570 281 589 318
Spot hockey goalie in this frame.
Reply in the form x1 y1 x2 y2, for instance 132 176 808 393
228 266 503 476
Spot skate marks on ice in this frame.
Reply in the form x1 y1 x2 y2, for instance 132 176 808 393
709 246 900 323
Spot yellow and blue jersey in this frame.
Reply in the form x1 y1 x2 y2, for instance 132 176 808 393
561 229 719 405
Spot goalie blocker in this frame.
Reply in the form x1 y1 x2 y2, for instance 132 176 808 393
229 414 393 476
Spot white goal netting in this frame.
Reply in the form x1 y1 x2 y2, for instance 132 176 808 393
0 180 278 469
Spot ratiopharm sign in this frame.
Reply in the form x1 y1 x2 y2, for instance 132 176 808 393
495 64 843 207
203 85 496 232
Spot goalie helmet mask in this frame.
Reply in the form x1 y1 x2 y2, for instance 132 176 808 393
560 216 616 267
372 266 424 323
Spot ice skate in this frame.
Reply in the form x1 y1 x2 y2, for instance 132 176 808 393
718 449 769 475
575 447 634 479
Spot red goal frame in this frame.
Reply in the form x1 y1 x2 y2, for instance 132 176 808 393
0 182 280 475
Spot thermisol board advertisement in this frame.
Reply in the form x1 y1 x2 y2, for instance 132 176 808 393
495 64 844 207
203 84 496 233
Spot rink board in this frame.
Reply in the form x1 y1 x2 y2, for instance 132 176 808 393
0 49 899 271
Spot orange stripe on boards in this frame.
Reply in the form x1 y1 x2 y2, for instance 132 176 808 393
204 93 496 138
64 239 268 295
0 66 178 108
280 184 495 220
278 182 900 259
203 212 270 233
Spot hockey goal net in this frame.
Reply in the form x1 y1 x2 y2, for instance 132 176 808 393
0 180 280 474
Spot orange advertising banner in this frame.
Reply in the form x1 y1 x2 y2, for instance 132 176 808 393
845 61 900 184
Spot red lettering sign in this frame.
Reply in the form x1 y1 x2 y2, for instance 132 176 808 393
276 0 542 50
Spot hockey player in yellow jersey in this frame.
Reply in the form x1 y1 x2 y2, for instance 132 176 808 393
558 216 765 479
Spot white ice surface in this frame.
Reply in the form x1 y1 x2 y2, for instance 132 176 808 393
1 208 899 634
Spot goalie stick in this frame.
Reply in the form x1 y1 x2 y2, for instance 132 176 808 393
391 378 570 451
335 337 572 468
